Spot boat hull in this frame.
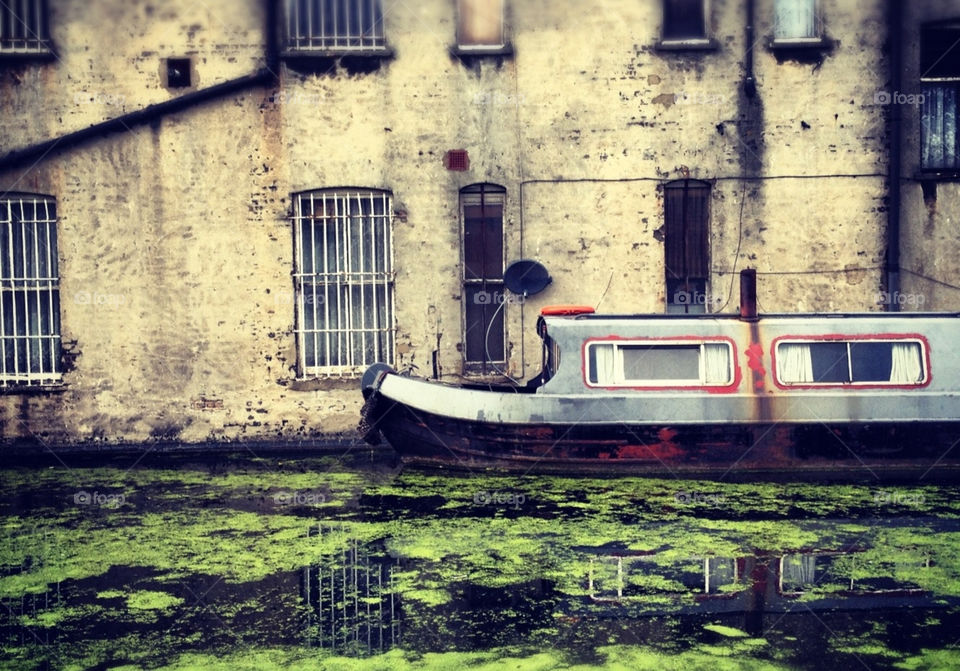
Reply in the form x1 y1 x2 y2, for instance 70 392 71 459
363 395 960 480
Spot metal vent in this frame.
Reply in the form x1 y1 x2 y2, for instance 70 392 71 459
445 149 470 171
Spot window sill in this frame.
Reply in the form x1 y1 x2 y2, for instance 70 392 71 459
280 46 394 60
914 169 960 182
450 43 513 58
769 37 831 50
655 38 718 52
0 48 56 62
0 382 67 395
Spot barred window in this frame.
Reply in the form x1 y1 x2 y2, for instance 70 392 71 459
293 189 394 377
1 194 61 388
0 0 52 54
284 0 387 53
920 21 960 171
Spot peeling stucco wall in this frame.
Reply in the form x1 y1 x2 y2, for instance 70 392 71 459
1 0 951 449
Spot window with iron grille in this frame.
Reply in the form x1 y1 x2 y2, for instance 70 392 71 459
1 194 61 388
461 184 506 374
664 180 710 314
920 21 960 171
293 189 394 377
284 0 386 53
0 0 51 55
456 0 505 50
773 0 821 43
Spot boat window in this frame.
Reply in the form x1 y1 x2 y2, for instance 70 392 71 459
586 341 733 387
776 340 926 386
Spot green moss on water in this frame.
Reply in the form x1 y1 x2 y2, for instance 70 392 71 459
126 590 184 611
703 624 750 638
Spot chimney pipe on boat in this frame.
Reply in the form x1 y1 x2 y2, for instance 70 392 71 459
739 269 758 321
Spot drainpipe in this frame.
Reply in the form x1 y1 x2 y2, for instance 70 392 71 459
744 0 756 98
886 0 903 311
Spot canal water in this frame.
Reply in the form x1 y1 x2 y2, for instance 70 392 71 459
2 450 959 670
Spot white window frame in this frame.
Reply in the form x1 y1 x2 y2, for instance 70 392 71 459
585 340 733 388
772 0 822 45
773 338 929 387
0 0 52 55
1 194 61 388
292 189 395 378
456 0 506 51
283 0 388 53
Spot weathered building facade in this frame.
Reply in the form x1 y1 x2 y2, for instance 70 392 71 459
1 0 958 450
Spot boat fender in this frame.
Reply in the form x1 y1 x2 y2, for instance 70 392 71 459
358 363 395 445
540 305 596 316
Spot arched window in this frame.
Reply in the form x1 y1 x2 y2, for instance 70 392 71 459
460 184 506 373
663 179 710 314
1 193 60 387
292 188 394 376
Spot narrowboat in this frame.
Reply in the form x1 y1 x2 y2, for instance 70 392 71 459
358 272 960 479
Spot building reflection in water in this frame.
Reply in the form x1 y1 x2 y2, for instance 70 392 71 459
300 524 401 656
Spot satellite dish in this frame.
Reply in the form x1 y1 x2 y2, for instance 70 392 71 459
504 259 552 297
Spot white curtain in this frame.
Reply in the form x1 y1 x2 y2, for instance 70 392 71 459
778 343 814 383
593 344 616 385
702 343 731 384
890 343 923 383
782 555 817 588
775 0 817 39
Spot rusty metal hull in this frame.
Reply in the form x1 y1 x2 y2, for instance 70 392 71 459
365 397 960 480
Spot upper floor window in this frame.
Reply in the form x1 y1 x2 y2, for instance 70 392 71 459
664 179 710 314
920 21 960 171
774 338 928 387
773 0 821 43
292 189 394 377
0 0 52 55
1 194 61 388
456 0 506 52
461 184 506 375
284 0 387 54
585 339 734 389
660 0 710 46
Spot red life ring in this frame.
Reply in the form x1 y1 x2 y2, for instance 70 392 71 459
540 305 596 316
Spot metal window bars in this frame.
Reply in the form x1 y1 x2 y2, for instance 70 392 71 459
1 195 61 387
293 190 394 377
284 0 387 52
0 0 52 54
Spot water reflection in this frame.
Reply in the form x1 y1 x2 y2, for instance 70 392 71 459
300 525 401 655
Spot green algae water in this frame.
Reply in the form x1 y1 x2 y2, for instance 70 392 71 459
2 451 960 670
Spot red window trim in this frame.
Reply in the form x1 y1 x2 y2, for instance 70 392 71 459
581 335 742 393
770 333 932 390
